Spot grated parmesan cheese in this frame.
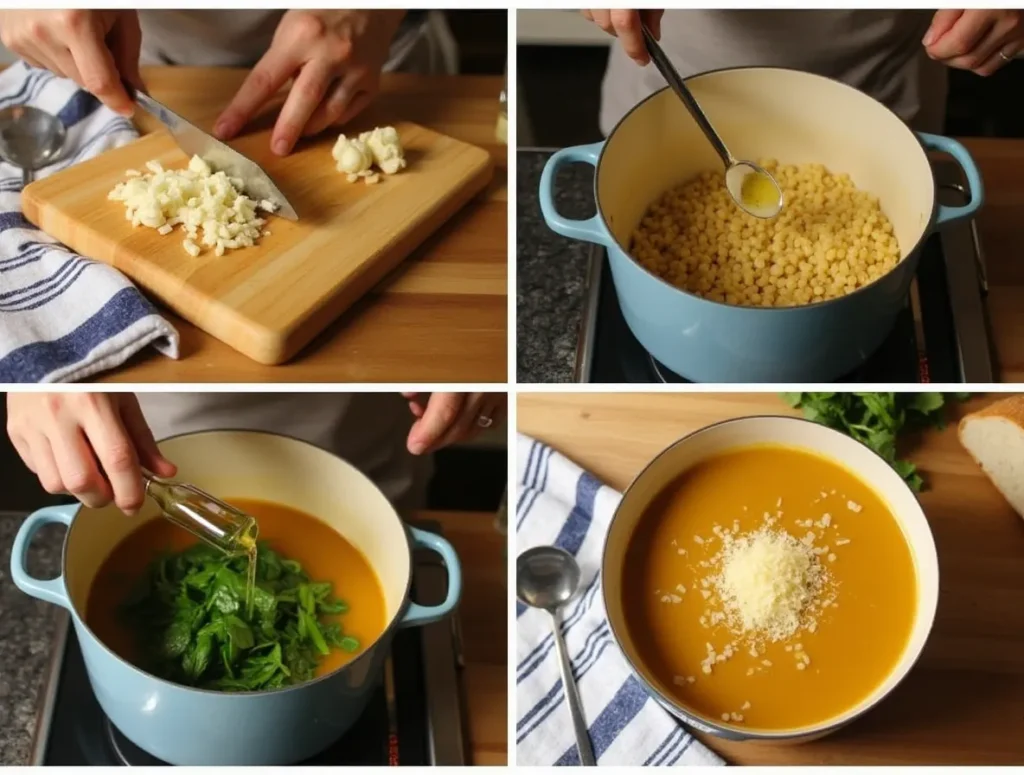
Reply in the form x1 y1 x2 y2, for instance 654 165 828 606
710 527 828 642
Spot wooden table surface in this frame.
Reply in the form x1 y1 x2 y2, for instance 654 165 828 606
517 392 1024 765
429 510 507 765
961 138 1024 383
95 68 507 383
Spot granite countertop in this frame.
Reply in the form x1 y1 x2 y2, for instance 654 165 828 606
516 149 597 383
0 513 64 765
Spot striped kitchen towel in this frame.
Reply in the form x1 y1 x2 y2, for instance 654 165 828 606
0 61 178 383
516 434 725 767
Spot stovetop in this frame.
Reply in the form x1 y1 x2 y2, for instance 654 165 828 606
576 161 994 383
30 522 466 766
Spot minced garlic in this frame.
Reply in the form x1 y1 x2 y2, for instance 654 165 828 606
108 156 275 257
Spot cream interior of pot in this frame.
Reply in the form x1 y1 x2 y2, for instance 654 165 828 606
603 416 938 736
63 430 411 630
596 68 935 261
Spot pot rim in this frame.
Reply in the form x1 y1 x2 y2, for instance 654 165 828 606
64 427 415 698
594 65 940 312
600 413 939 741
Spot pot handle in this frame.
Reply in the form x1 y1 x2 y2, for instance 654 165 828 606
539 142 610 245
400 526 462 628
10 504 76 610
917 132 984 226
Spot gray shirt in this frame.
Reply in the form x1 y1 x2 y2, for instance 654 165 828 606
600 10 948 136
137 393 431 513
138 10 437 73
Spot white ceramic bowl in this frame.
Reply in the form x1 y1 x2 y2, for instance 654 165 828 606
601 415 939 741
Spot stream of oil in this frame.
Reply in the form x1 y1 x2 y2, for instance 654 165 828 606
235 524 259 619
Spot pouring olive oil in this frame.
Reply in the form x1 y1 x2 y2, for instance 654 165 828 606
143 474 259 615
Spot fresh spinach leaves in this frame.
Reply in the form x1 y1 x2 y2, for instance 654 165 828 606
121 542 359 691
780 392 969 491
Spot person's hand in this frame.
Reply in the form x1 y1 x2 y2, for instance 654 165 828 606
923 10 1023 76
402 393 506 455
0 10 142 116
6 393 176 515
581 10 665 66
213 9 405 156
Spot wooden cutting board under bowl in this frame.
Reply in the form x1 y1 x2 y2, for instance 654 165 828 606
21 120 493 365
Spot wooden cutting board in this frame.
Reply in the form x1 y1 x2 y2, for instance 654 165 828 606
21 120 493 364
518 392 1024 765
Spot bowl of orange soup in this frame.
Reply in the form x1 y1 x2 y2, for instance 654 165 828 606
601 415 938 741
10 430 461 765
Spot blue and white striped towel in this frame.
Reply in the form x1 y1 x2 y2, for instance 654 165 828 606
0 61 178 383
516 434 725 767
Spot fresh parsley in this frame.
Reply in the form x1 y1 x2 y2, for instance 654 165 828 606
121 542 359 691
780 392 969 492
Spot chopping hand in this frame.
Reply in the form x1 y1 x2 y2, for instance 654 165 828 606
0 10 143 116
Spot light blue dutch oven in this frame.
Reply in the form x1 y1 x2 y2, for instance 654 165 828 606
11 429 461 765
540 67 984 382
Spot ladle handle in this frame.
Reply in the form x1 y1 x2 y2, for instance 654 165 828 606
640 23 732 167
551 611 597 765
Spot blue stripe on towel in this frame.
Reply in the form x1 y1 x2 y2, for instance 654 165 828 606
553 472 599 555
553 675 650 766
0 286 157 382
58 90 101 127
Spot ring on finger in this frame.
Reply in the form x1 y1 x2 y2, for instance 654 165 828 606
1000 49 1014 62
476 413 494 429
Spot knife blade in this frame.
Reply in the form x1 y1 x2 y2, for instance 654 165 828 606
131 88 298 221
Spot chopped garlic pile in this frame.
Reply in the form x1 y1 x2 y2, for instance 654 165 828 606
332 126 406 184
108 156 276 257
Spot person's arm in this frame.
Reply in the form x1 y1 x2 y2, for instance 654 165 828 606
0 10 142 115
6 393 176 515
213 9 406 156
580 10 665 66
923 9 1023 76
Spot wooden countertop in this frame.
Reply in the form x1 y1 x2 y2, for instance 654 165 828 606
959 138 1024 382
95 68 507 383
518 392 1024 765
429 510 507 765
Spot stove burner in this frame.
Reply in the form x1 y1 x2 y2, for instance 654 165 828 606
649 354 685 383
105 719 165 766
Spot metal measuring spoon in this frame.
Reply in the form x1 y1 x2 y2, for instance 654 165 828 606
0 106 66 187
640 24 783 219
516 546 596 766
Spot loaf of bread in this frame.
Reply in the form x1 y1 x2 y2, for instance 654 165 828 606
958 395 1024 519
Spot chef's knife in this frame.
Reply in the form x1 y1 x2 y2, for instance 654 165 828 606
128 85 298 221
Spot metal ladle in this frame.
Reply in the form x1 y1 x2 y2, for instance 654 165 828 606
640 23 783 219
0 106 66 187
516 546 596 766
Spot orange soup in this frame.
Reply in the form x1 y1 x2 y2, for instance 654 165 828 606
87 498 386 682
623 445 916 730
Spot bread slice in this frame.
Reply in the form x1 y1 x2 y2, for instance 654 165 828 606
958 396 1024 519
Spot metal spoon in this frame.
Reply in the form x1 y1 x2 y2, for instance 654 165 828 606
640 23 783 219
0 106 66 187
516 546 596 766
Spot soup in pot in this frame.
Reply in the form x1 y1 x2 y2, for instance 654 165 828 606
623 445 916 730
87 498 386 688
